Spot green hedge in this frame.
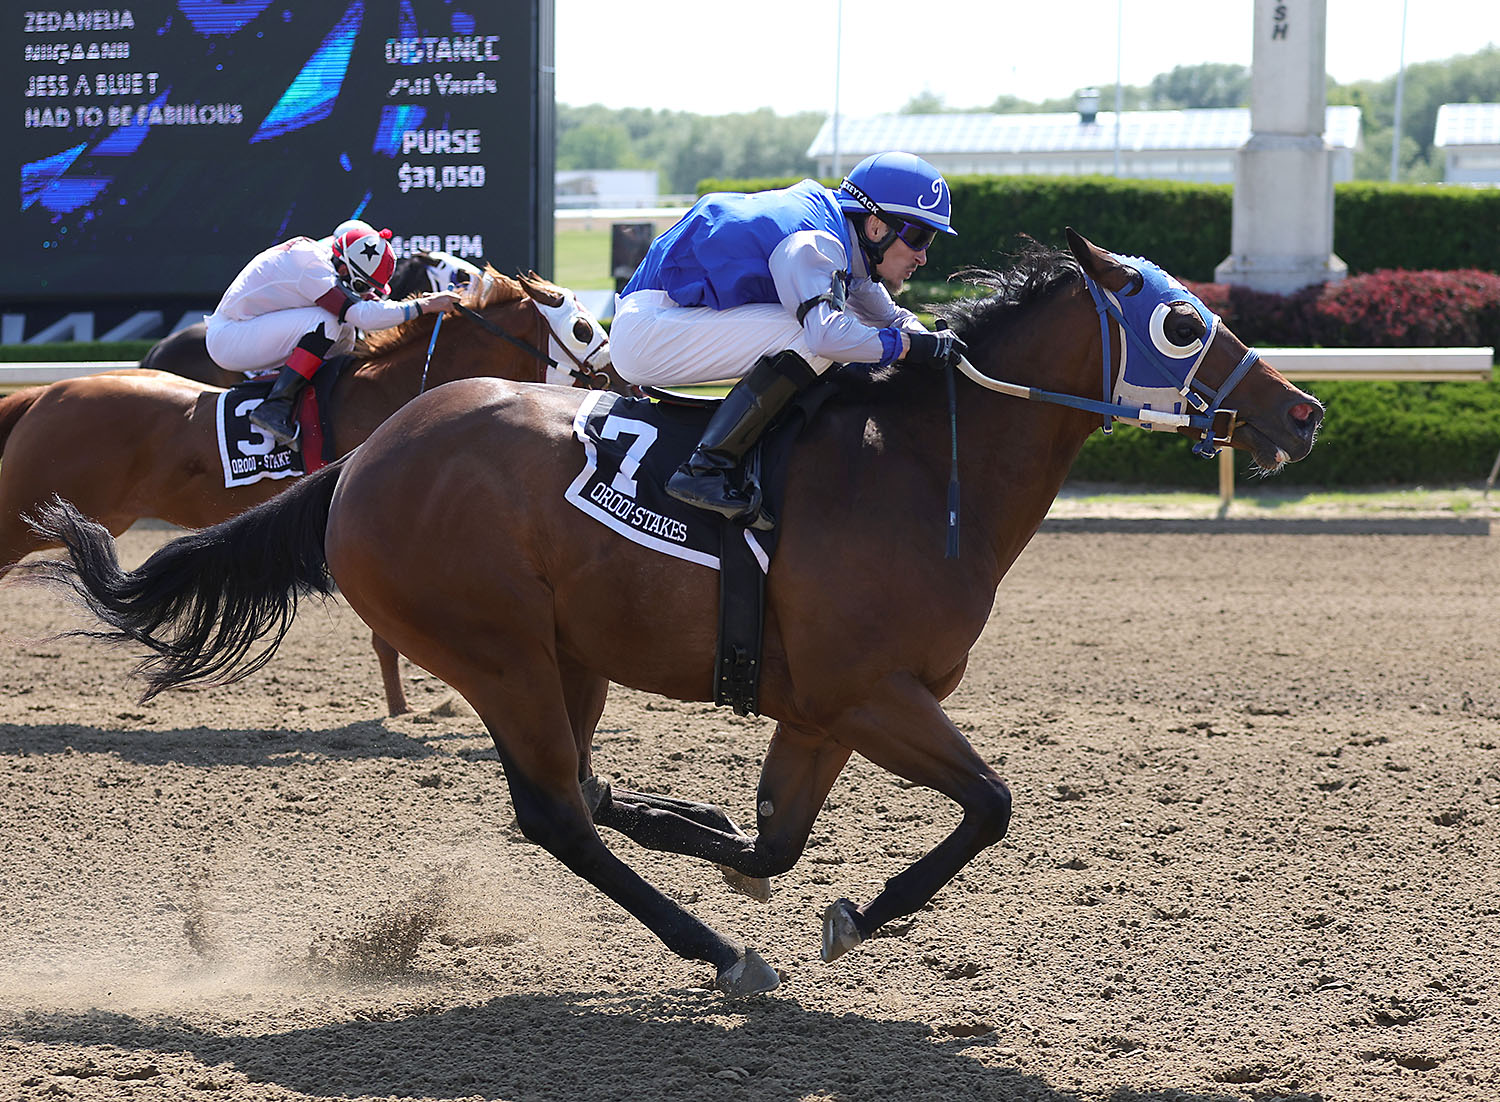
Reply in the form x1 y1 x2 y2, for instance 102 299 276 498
0 340 152 361
1334 183 1500 276
698 175 1500 281
931 175 1235 283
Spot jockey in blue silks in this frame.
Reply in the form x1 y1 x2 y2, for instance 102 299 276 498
610 151 967 529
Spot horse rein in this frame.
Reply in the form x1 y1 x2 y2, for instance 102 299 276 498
447 301 619 391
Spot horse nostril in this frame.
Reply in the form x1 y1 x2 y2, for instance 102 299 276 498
1289 402 1323 432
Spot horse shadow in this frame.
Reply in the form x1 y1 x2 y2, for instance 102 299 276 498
0 718 449 767
8 993 1280 1102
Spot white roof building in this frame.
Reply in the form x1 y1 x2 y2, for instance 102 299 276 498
1433 103 1500 184
807 106 1362 184
555 169 659 208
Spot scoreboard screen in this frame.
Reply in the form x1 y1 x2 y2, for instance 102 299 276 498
11 0 553 303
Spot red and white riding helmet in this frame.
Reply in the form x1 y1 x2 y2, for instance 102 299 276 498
332 218 375 241
331 225 396 297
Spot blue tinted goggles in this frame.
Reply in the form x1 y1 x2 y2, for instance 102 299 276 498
890 219 937 252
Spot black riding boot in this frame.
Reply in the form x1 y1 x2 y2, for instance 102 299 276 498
248 364 312 447
666 349 817 528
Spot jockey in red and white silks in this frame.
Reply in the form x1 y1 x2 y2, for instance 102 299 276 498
204 225 457 447
207 234 415 375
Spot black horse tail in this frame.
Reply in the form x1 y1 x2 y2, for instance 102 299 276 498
20 457 348 700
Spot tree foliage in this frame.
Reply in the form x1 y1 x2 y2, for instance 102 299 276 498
1331 45 1500 181
556 104 821 195
559 48 1500 192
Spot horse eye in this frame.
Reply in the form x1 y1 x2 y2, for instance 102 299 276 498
1165 307 1204 346
1148 302 1205 358
572 317 593 343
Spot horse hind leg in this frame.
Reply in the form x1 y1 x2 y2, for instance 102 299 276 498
554 658 772 903
588 719 856 906
329 490 773 993
587 780 772 903
458 668 779 997
370 631 409 715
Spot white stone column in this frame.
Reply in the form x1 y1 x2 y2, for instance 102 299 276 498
1214 0 1346 293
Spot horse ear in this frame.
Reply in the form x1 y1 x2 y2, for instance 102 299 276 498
518 271 564 308
1064 227 1136 293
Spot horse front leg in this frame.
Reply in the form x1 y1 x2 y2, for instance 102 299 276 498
817 672 1012 963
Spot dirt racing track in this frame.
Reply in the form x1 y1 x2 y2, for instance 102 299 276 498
1 522 1497 1102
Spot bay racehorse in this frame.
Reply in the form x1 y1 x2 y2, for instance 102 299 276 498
19 231 1323 996
138 250 488 389
0 268 624 714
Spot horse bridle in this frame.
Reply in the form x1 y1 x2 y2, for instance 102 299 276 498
953 268 1260 460
939 267 1260 561
1083 272 1260 458
446 300 619 391
533 298 620 390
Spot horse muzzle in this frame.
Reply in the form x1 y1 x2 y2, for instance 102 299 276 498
1237 391 1324 470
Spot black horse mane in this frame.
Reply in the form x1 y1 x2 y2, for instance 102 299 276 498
932 238 1083 337
829 238 1082 406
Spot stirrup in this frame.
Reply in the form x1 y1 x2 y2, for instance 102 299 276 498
250 407 300 448
667 469 753 510
666 469 774 531
666 469 748 512
747 504 775 532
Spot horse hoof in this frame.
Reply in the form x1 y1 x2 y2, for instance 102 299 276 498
715 948 779 998
821 898 864 963
581 774 611 816
718 864 772 903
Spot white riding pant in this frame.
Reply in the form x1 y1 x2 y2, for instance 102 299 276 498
609 290 836 386
204 308 354 374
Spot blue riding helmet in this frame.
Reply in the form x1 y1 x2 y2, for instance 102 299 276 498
837 152 957 237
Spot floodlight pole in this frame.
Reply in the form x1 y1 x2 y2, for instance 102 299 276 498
832 0 843 178
1390 0 1409 182
1113 0 1123 176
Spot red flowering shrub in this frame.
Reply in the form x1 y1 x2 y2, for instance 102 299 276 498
1184 281 1316 345
1183 270 1500 349
1304 269 1500 347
